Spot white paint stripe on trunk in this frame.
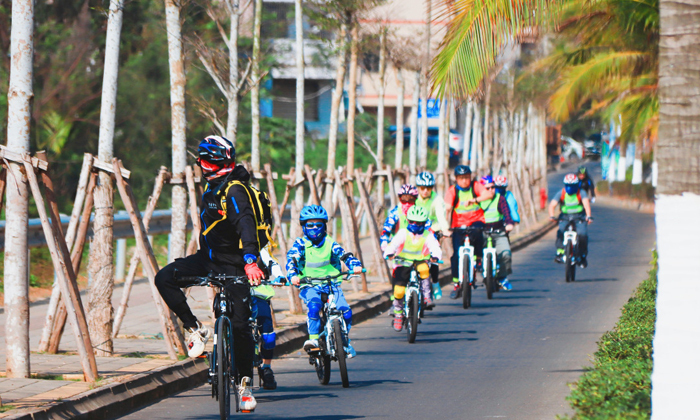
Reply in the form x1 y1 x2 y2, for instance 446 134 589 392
652 193 700 418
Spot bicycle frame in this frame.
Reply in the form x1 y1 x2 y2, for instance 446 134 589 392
404 268 423 321
319 283 348 361
482 230 500 278
457 232 476 288
561 217 581 263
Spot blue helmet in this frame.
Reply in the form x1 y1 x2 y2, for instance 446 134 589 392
416 171 436 187
454 165 471 176
299 205 328 223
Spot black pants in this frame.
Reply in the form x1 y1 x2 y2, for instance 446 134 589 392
451 224 485 280
155 251 254 379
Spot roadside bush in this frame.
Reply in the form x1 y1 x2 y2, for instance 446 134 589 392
597 180 610 194
560 252 657 420
611 181 633 197
630 184 655 203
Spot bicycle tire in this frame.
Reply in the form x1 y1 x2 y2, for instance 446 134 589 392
332 319 349 388
217 319 231 420
462 255 472 309
565 242 574 283
407 291 419 343
486 255 494 300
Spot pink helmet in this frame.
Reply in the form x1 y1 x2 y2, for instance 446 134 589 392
494 175 508 187
398 184 418 197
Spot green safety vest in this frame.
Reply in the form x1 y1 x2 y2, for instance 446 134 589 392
302 238 340 281
479 193 503 224
397 232 429 263
454 188 480 215
417 191 438 225
397 208 408 231
251 284 275 300
561 190 584 214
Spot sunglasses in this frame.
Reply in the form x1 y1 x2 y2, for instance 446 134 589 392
304 222 325 229
484 186 494 190
400 196 417 203
408 221 424 226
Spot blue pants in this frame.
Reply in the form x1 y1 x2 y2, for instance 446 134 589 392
299 284 352 338
251 297 275 359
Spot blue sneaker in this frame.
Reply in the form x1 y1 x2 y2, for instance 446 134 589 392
499 278 513 291
431 283 443 300
345 343 357 359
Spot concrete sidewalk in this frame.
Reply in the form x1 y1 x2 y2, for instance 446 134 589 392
0 214 556 419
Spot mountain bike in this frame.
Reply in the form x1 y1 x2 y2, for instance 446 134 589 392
482 228 503 300
299 269 365 388
175 272 275 418
452 227 479 309
387 256 442 343
559 215 590 283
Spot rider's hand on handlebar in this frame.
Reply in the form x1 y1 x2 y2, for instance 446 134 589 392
550 216 557 222
385 254 395 260
352 267 363 275
244 263 264 286
430 257 439 263
505 224 514 233
586 216 594 225
441 230 451 238
291 276 301 286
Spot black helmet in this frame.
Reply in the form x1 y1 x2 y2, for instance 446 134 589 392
578 165 587 175
454 165 472 176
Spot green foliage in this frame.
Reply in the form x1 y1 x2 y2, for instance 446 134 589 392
560 252 657 420
608 181 655 202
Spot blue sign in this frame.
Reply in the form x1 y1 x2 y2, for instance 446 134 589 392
417 98 442 118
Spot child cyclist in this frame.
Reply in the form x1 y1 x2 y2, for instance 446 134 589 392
415 171 450 300
286 205 364 358
380 184 431 251
383 206 442 332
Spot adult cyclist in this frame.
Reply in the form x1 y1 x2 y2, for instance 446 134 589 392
478 176 515 291
444 165 491 299
155 135 263 412
548 173 593 267
577 166 596 202
494 175 520 225
415 171 450 299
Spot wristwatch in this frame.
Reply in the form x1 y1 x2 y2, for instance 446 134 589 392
244 254 257 265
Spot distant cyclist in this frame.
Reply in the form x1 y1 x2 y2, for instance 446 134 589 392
494 175 520 225
577 166 596 202
381 184 431 251
478 176 515 291
415 171 450 300
548 173 593 267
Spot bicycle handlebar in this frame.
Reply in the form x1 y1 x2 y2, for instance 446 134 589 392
385 256 444 265
174 271 284 288
297 269 367 285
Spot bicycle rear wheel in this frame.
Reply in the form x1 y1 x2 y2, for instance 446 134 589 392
462 255 472 309
332 319 349 388
314 350 331 385
407 291 419 343
485 256 495 300
216 319 231 420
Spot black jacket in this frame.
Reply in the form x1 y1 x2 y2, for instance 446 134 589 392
579 174 596 197
199 165 259 267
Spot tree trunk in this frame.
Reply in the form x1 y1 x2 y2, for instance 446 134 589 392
409 71 420 174
470 101 481 172
376 31 387 203
250 0 263 171
4 0 34 378
617 142 627 181
482 81 492 173
227 3 240 143
165 0 187 262
437 99 447 176
325 24 347 209
89 0 124 356
651 0 700 414
631 139 643 184
294 0 305 220
346 21 359 176
419 0 432 169
394 67 405 169
461 99 473 165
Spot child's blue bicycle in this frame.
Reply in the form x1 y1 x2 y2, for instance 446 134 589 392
299 269 365 388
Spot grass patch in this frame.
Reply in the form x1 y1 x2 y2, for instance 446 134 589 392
560 251 657 419
0 405 16 413
122 352 147 358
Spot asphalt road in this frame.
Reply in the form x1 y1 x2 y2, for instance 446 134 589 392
120 170 655 419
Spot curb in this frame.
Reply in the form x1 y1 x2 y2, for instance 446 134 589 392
5 219 556 420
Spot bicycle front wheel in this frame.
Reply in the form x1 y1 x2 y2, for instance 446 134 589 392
462 255 472 310
485 255 495 300
565 242 575 282
407 291 419 343
217 319 231 420
332 319 349 388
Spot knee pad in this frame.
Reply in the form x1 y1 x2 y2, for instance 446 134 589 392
342 308 352 322
394 285 406 300
262 332 276 350
417 262 430 279
307 302 322 320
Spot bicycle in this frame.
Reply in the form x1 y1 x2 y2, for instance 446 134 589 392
451 227 480 309
482 228 503 300
559 215 588 283
386 256 442 343
175 271 275 418
298 269 365 388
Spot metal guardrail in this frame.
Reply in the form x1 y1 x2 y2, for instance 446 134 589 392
0 210 184 252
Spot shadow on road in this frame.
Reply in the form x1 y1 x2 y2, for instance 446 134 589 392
571 277 618 282
348 378 411 389
414 337 479 344
255 391 339 404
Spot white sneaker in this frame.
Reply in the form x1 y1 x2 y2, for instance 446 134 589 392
303 338 319 353
239 376 257 412
186 321 211 358
345 344 357 359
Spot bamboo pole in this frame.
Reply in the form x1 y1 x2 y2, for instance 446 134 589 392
22 159 98 382
112 167 168 338
355 169 391 283
335 170 367 292
304 165 320 206
185 166 201 256
112 159 184 359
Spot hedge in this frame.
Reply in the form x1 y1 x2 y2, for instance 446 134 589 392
560 251 657 420
596 180 655 203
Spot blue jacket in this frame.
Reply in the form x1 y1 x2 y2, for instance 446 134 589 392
285 236 362 283
505 191 520 224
